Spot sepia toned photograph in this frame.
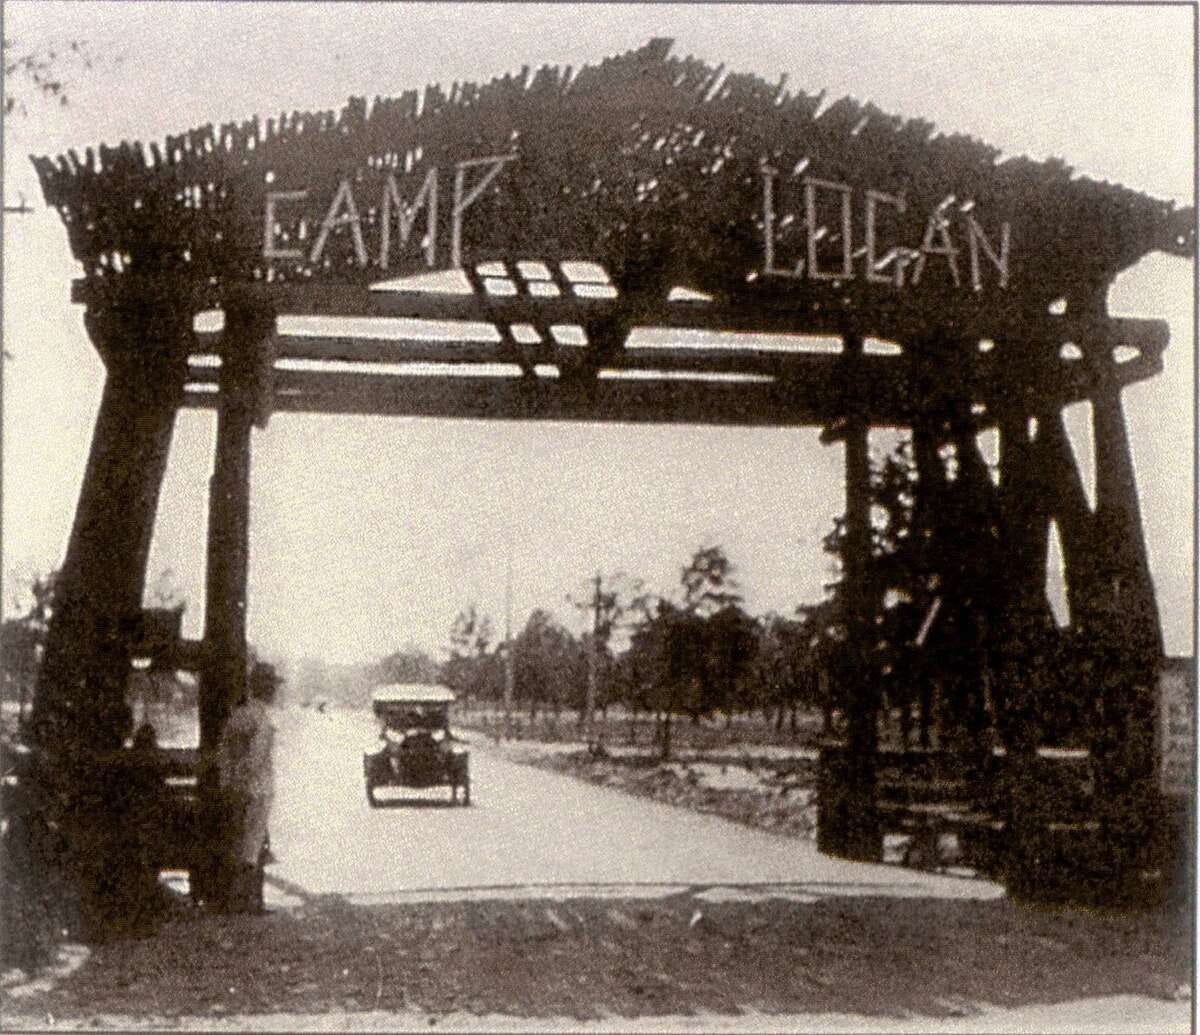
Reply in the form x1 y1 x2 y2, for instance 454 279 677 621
0 2 1194 1031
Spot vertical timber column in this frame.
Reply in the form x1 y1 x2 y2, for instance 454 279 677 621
1091 386 1162 657
818 332 881 862
1089 384 1163 878
842 406 881 860
33 300 190 753
993 411 1052 756
196 295 274 906
911 418 945 750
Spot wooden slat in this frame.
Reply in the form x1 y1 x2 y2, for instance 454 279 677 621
183 370 912 426
182 334 1145 414
84 273 1169 381
192 329 905 378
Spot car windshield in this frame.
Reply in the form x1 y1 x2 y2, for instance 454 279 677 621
379 704 447 731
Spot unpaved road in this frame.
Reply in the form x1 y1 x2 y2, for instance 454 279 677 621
268 708 999 904
1 707 1188 1032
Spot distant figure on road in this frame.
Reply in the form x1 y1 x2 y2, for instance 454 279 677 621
217 661 280 911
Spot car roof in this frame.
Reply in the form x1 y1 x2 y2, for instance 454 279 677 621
370 683 456 705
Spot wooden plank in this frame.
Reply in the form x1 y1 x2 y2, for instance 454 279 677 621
192 330 910 379
178 347 1137 425
78 275 1169 367
183 372 904 426
190 324 1154 403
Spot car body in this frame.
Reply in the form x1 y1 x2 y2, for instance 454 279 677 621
362 684 470 806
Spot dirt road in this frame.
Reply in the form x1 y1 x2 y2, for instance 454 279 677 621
1 707 1188 1032
267 708 999 905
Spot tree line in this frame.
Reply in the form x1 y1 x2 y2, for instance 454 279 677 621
379 440 1097 757
373 543 843 753
3 443 1096 755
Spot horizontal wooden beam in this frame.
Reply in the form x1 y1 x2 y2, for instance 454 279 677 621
178 349 1137 425
190 318 1161 386
182 372 885 426
192 330 881 377
78 276 1169 368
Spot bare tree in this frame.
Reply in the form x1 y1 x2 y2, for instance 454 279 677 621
3 37 104 118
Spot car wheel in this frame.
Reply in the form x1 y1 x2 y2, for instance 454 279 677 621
366 783 378 808
461 777 470 807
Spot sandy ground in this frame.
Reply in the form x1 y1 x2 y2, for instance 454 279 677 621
1 708 1190 1033
2 996 1191 1033
265 708 996 904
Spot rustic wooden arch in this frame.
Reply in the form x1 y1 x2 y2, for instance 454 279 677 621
29 40 1193 889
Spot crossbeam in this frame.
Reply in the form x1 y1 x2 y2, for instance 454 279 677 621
180 311 1162 425
76 277 1169 366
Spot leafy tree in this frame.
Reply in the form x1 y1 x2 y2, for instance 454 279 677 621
752 611 820 733
623 599 708 758
443 604 494 706
698 603 759 723
513 609 583 720
680 545 743 615
615 544 749 756
1 571 57 722
373 645 441 687
568 572 643 727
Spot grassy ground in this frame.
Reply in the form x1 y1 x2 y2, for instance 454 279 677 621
514 748 820 841
456 705 826 848
456 704 828 757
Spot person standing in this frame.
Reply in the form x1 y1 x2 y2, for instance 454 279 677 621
215 661 279 912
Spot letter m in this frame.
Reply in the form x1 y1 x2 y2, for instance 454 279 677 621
380 168 439 269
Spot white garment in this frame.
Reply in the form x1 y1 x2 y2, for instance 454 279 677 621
217 699 275 864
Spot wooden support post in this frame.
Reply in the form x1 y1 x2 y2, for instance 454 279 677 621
818 333 882 862
1091 387 1162 656
33 302 190 753
997 412 1054 615
948 422 995 751
1087 386 1163 889
195 295 274 908
28 299 189 938
841 410 881 860
1034 409 1100 627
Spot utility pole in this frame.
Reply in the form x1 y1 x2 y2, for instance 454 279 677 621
503 543 514 717
584 572 602 737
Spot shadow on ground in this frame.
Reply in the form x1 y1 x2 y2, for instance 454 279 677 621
366 797 468 810
1 888 1188 1023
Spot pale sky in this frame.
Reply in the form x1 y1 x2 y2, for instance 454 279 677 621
2 2 1195 665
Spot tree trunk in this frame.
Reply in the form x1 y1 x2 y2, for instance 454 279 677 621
660 711 673 761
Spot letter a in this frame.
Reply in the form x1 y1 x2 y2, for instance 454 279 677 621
309 179 368 267
911 211 960 287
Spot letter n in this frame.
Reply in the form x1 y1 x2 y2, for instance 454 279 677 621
967 216 1010 290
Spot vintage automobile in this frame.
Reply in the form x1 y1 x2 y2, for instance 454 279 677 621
363 684 470 807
